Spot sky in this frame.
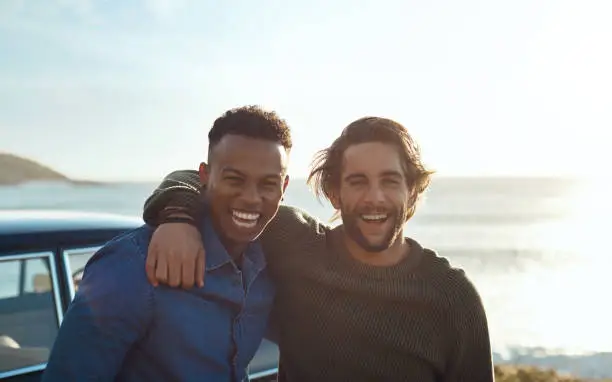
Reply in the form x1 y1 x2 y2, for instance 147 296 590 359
0 0 611 181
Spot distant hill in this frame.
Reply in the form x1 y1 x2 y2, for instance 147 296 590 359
0 153 88 185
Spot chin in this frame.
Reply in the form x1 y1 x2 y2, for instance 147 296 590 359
360 232 397 252
362 242 392 253
228 226 265 244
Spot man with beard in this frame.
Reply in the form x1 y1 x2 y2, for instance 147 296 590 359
142 117 494 381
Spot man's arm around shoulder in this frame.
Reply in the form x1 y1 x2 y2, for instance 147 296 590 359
42 232 154 382
260 205 330 255
444 271 494 382
143 169 202 226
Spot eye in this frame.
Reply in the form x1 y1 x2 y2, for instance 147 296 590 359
383 178 400 185
224 176 243 184
260 181 275 188
261 180 281 190
349 180 368 189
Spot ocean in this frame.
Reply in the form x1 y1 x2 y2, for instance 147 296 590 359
1 177 611 378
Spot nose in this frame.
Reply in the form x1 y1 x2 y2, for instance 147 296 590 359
364 183 385 204
239 183 262 207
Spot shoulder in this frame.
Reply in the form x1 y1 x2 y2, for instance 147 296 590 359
88 225 152 267
276 205 330 231
419 246 484 310
260 205 330 259
70 226 154 321
264 205 330 240
80 225 153 291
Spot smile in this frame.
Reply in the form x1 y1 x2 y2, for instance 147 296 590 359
232 210 260 229
360 214 388 223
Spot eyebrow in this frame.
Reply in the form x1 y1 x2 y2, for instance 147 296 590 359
221 168 245 177
344 170 404 182
222 167 283 181
380 171 404 179
343 173 367 182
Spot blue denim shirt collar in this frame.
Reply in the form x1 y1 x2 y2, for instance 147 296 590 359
200 213 266 273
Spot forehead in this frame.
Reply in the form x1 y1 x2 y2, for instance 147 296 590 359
341 142 403 176
210 134 288 175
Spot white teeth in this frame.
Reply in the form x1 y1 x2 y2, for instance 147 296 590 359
232 210 260 221
361 214 388 221
232 217 257 228
232 210 260 229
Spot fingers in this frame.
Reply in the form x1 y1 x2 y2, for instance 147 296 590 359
195 247 205 288
180 253 195 290
181 244 205 289
155 251 169 286
146 223 204 289
167 250 182 288
146 244 159 287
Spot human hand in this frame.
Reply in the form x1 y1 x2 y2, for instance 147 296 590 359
146 222 205 288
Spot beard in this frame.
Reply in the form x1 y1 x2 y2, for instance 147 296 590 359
340 206 406 253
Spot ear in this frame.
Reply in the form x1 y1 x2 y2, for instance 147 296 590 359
198 162 209 185
279 175 290 201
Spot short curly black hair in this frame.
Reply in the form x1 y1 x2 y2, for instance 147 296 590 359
208 105 292 158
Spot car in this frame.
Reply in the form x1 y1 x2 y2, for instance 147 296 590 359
0 210 279 382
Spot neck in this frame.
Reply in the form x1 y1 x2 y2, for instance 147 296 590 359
220 238 246 263
342 230 409 267
209 216 246 263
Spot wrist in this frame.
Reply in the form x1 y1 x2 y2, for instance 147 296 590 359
158 207 197 226
160 215 199 228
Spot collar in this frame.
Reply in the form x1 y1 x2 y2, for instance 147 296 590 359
200 213 266 272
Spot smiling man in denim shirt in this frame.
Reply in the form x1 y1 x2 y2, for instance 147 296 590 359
42 105 292 382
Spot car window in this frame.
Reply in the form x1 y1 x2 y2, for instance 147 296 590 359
0 261 19 299
0 253 62 377
63 247 100 298
24 258 53 294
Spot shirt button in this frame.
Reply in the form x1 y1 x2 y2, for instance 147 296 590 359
233 271 242 285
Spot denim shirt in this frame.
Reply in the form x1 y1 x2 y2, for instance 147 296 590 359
42 215 275 382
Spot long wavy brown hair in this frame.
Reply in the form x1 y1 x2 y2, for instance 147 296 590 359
307 117 434 221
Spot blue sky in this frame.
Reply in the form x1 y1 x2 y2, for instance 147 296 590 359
1 0 611 181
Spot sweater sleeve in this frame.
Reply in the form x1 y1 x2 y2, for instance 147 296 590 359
142 173 329 262
142 170 202 226
260 205 330 261
444 273 494 382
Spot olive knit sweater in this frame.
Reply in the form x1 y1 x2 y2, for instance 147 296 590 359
143 170 494 382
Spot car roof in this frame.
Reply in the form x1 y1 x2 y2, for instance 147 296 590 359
0 210 143 236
